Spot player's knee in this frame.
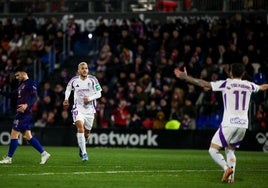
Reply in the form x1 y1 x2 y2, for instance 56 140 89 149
208 147 218 156
230 157 236 163
23 135 31 140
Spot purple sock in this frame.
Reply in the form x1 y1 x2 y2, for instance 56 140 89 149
8 139 19 158
28 137 45 154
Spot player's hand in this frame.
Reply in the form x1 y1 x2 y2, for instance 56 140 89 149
17 104 27 113
174 67 187 79
63 100 69 109
83 97 90 104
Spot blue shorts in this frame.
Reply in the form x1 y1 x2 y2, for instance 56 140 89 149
12 114 33 132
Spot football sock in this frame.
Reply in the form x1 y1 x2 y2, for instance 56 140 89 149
84 130 90 143
7 139 19 158
225 148 236 178
84 135 89 143
209 147 228 170
77 133 87 154
28 137 45 153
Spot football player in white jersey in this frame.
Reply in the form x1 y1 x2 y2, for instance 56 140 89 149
174 63 268 183
63 62 102 161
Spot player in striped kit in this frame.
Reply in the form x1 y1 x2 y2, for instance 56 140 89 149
174 63 268 183
63 62 102 161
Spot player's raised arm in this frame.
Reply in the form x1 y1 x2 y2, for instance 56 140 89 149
259 84 268 91
174 67 212 89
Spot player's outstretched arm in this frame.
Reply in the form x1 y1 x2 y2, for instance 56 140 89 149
174 67 212 89
259 84 268 91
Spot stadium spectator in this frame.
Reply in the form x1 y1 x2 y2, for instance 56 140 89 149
2 18 15 41
19 33 33 61
96 44 112 72
180 98 197 130
111 98 130 129
241 54 254 81
35 109 57 127
54 110 73 127
59 69 70 85
66 15 80 54
37 82 55 112
31 34 44 58
4 58 14 78
146 99 160 119
54 29 65 64
21 12 37 35
40 43 55 77
52 83 66 121
34 111 49 128
95 97 114 128
255 103 268 130
8 33 22 56
128 112 143 130
108 19 121 50
159 98 171 119
152 110 167 129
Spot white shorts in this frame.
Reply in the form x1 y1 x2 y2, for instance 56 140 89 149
72 110 95 130
211 126 247 148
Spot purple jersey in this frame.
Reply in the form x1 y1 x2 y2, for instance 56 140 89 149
11 79 38 132
17 79 38 116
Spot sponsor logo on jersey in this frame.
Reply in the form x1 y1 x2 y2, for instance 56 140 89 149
230 117 247 125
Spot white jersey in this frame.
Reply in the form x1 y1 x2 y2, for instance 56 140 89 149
65 75 102 114
211 78 259 129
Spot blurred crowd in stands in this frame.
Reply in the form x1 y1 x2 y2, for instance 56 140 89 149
0 12 268 131
3 0 268 13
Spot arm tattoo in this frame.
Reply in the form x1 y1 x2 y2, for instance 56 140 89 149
193 79 200 84
186 76 200 86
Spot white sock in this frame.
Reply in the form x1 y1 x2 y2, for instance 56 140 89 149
225 148 236 179
77 133 87 155
209 147 228 171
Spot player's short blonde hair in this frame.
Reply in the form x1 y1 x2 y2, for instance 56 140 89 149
78 62 88 68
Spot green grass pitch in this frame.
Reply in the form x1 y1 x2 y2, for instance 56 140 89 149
0 146 267 188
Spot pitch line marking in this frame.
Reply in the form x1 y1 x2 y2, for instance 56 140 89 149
1 169 268 177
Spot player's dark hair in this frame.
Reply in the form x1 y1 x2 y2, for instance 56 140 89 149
14 65 27 73
231 63 245 78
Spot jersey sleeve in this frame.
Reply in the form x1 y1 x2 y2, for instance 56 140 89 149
211 80 227 92
64 78 74 100
90 76 102 100
27 81 38 108
92 76 102 92
250 82 260 93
